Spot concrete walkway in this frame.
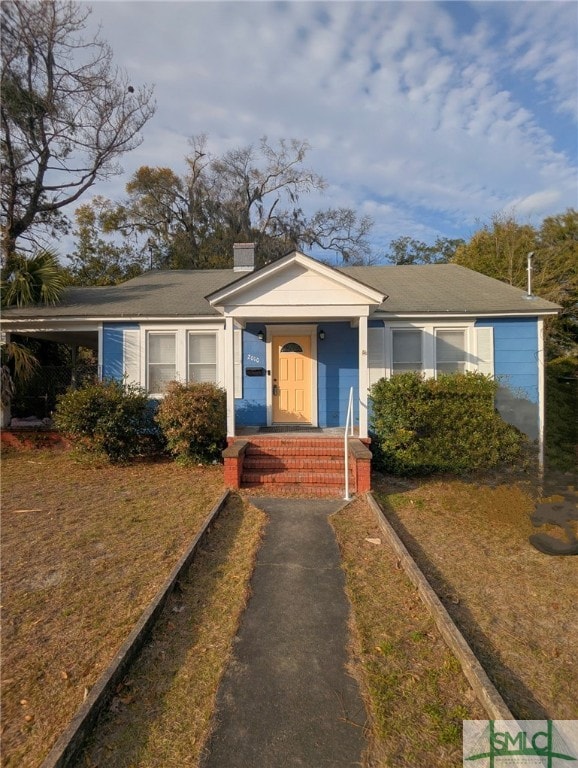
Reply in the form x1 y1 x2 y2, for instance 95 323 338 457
200 498 368 768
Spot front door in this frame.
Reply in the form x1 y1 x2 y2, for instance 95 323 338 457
272 335 312 424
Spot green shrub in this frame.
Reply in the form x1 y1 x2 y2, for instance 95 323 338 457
154 381 226 464
370 372 525 475
54 378 154 462
546 356 578 472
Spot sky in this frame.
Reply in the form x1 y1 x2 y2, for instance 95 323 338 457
82 0 578 260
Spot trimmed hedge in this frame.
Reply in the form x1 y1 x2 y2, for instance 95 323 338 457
370 371 525 475
154 381 226 464
54 379 156 462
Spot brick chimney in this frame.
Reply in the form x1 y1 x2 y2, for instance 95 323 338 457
233 242 255 272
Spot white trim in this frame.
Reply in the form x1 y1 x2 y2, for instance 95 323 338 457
358 316 369 438
265 323 318 427
234 326 243 399
374 310 559 320
97 324 103 381
222 304 374 319
537 317 545 470
225 317 235 436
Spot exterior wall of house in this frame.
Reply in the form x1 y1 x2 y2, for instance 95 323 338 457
235 324 268 426
475 317 539 440
317 323 359 428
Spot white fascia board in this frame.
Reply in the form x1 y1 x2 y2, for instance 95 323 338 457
0 315 223 326
0 320 101 333
225 304 372 319
375 309 560 320
207 250 385 307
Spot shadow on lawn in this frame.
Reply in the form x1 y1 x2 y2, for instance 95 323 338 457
78 493 253 768
375 493 549 720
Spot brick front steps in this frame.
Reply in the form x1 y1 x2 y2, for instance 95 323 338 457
223 437 372 497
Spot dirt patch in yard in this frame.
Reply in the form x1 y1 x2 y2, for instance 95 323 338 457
0 449 225 768
372 471 578 719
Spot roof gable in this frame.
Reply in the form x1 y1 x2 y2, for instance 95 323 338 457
206 251 385 316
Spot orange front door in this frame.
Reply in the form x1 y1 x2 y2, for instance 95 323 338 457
272 335 312 424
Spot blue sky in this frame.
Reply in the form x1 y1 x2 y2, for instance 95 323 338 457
84 0 578 260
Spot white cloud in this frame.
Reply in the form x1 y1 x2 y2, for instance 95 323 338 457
74 0 577 256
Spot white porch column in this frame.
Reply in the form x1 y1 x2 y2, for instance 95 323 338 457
224 316 236 437
358 315 369 438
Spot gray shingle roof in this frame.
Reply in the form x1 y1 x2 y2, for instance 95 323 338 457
339 264 559 314
1 263 559 320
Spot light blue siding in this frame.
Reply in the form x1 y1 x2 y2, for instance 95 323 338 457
475 317 539 439
102 323 139 380
235 324 267 426
318 323 358 427
476 317 538 402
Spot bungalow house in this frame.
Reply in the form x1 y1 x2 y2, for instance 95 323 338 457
1 244 559 494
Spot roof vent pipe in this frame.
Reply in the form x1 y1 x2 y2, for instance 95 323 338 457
526 251 534 298
233 243 255 273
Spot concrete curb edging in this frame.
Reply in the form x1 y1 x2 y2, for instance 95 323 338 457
40 490 231 768
366 492 514 720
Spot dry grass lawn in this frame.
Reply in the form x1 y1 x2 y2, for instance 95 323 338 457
332 497 485 767
1 448 225 768
372 472 578 719
78 494 266 768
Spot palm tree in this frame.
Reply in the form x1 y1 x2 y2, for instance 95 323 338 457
1 249 66 307
1 249 66 425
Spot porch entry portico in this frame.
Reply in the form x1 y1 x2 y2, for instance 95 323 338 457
207 252 386 440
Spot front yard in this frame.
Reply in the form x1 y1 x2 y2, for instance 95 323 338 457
2 446 575 768
0 449 225 768
372 471 577 719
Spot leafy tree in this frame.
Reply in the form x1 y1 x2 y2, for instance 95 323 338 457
534 210 578 352
67 199 146 286
90 135 374 269
452 210 578 354
0 0 155 259
452 213 536 286
386 235 465 265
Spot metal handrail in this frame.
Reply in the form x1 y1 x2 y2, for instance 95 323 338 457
344 386 354 500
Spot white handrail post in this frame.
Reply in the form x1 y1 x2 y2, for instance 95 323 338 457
344 386 354 500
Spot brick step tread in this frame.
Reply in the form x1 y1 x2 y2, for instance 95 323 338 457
246 439 345 449
244 457 345 470
242 470 345 485
246 446 345 457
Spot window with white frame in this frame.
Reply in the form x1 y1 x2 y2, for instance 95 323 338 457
435 329 467 373
188 333 217 383
148 333 176 393
392 329 423 373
